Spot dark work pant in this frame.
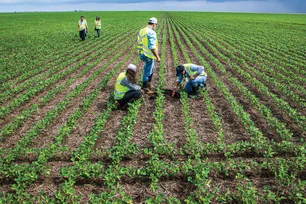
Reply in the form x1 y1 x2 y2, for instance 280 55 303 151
118 90 142 106
79 29 86 40
95 29 101 37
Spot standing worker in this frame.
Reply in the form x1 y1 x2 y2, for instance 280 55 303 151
114 64 142 110
137 17 161 94
78 16 88 41
94 16 101 37
175 63 207 98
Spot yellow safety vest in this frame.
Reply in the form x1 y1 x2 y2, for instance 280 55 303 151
114 72 129 100
184 64 207 77
95 20 101 29
137 26 158 59
78 20 87 31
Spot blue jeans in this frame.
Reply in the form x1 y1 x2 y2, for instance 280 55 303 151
184 76 207 94
139 54 154 82
79 29 86 40
95 29 101 37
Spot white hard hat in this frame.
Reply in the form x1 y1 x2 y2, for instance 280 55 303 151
148 17 158 24
127 64 137 72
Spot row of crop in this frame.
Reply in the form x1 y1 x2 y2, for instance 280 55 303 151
168 17 223 202
51 50 138 204
169 17 276 157
201 30 306 110
0 26 137 106
0 39 137 203
200 26 306 96
0 35 95 90
203 17 306 66
170 17 304 158
168 18 231 158
207 29 306 87
25 17 159 202
0 15 118 84
1 37 135 164
167 17 205 158
0 27 138 141
126 149 305 202
170 17 268 202
145 19 174 158
185 16 306 79
172 19 298 144
173 17 306 110
172 17 306 132
0 27 128 103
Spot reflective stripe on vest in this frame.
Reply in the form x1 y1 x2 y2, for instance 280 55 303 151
184 64 206 77
95 20 101 29
114 72 129 100
137 27 158 59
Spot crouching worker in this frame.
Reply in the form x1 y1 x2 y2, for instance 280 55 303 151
114 64 142 110
175 63 207 98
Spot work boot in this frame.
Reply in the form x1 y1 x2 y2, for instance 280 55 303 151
142 81 148 89
142 81 154 94
148 84 154 90
143 88 155 94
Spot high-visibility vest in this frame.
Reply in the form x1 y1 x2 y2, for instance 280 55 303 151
137 26 158 59
114 72 129 100
184 64 207 77
95 20 101 29
78 20 87 31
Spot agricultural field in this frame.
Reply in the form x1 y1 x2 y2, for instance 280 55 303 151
0 11 305 203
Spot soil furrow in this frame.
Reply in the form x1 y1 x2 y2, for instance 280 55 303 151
171 18 249 145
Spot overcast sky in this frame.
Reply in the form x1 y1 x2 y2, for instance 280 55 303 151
1 0 306 13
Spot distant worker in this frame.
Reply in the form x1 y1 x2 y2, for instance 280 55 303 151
78 16 88 41
137 17 160 94
114 64 142 110
94 16 101 37
175 63 207 98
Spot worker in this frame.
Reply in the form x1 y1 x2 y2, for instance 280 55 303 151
137 17 161 94
114 64 142 110
175 64 207 98
78 16 88 41
94 16 101 37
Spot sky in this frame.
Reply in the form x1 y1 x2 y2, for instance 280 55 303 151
0 0 306 13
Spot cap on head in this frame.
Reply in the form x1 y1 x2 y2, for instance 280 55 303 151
176 65 184 76
148 17 158 24
127 64 137 72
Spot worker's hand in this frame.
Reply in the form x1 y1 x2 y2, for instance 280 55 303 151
189 75 195 80
86 30 88 33
156 56 161 62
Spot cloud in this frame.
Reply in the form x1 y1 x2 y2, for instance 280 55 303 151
0 0 305 13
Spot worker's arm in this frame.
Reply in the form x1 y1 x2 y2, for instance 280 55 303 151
189 65 204 80
151 49 160 62
148 31 160 62
121 78 141 91
78 24 80 31
174 76 183 90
